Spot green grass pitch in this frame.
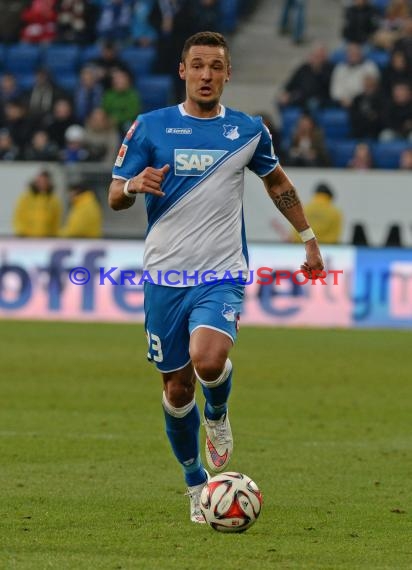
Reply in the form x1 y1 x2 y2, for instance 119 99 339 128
1 320 411 569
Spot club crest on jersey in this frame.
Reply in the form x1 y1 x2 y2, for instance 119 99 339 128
221 303 236 322
223 124 240 140
115 143 128 166
174 149 227 176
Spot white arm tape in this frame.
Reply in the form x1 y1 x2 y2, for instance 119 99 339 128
123 179 137 199
299 227 316 243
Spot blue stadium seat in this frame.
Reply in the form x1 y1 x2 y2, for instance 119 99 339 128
329 47 347 65
4 44 42 74
0 44 5 70
365 49 390 69
79 44 102 67
371 0 389 13
137 74 173 112
327 139 358 167
120 47 156 78
279 106 302 141
372 141 411 169
219 0 239 33
53 73 78 93
316 108 350 139
42 44 80 75
14 72 36 91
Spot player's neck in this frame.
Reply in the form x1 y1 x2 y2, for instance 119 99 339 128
182 100 222 119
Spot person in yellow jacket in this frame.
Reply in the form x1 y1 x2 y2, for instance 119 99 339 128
58 182 103 238
13 170 62 237
291 183 343 244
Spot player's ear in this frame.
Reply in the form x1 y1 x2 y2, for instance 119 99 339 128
225 65 232 82
179 62 186 80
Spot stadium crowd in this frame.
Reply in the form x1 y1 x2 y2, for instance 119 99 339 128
0 0 253 163
0 0 411 169
276 0 412 169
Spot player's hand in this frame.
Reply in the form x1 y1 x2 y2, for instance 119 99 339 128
128 164 170 197
301 239 325 280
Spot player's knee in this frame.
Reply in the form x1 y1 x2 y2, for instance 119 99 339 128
164 376 195 408
193 355 227 383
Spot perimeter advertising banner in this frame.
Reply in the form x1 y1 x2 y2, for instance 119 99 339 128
0 239 411 328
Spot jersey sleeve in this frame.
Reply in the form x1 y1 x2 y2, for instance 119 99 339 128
247 118 279 177
112 116 152 180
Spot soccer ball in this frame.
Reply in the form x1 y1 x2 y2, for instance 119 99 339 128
200 472 262 532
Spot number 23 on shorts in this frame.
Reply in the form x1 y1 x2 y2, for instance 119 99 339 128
146 330 164 363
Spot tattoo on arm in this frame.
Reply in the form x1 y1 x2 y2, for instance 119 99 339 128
272 188 301 212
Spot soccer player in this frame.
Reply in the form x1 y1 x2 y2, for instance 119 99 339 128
108 31 324 524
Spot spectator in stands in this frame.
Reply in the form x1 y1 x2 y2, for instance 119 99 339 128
0 128 20 161
193 0 220 32
84 107 120 164
58 181 102 238
0 74 22 124
20 0 57 43
342 0 380 44
290 183 342 244
0 0 29 43
73 66 104 124
373 0 410 51
277 43 333 112
61 124 92 163
43 98 76 149
155 0 197 101
131 0 159 46
25 68 65 125
96 0 132 43
102 69 141 135
399 147 412 168
13 169 62 237
56 0 88 43
379 82 412 141
285 113 330 167
349 74 384 139
330 42 380 108
24 129 60 161
393 17 412 68
90 41 132 89
278 0 307 44
381 49 412 97
347 142 374 169
0 74 22 110
1 99 34 153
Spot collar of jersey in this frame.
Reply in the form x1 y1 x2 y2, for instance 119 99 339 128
178 103 226 119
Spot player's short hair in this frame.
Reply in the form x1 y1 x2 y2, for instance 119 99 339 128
181 31 231 65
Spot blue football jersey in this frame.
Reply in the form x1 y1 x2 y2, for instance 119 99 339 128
112 103 278 283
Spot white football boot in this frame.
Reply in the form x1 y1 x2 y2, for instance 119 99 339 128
186 471 210 524
204 412 233 472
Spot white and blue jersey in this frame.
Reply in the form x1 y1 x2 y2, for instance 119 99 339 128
112 103 278 284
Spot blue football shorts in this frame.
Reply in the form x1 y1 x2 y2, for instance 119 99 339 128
144 280 245 373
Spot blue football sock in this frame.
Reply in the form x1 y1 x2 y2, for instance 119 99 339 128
162 393 207 487
197 359 233 421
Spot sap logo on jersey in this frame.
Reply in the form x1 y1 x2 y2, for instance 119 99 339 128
174 149 228 176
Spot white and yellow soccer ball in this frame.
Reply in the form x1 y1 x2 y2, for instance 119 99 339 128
200 472 262 533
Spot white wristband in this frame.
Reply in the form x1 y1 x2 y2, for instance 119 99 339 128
299 227 316 243
123 179 137 199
